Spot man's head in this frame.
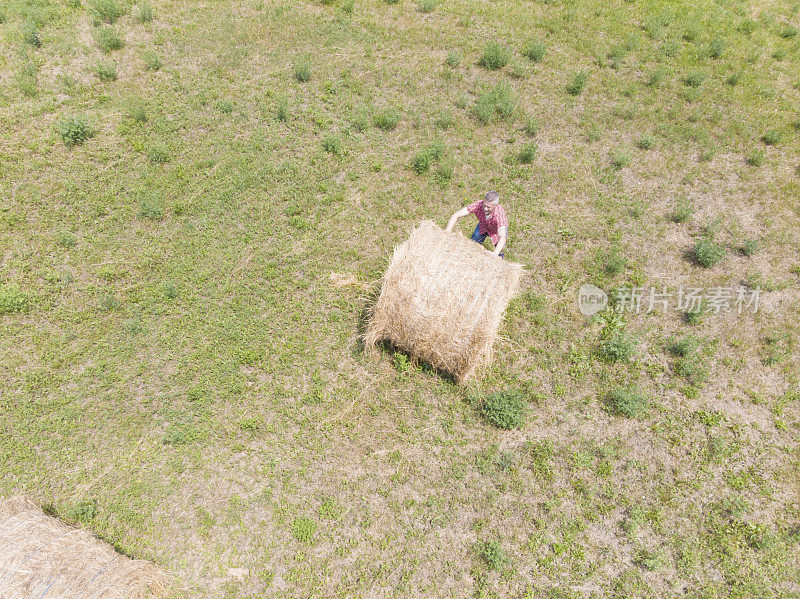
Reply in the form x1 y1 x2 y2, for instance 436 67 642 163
483 191 500 217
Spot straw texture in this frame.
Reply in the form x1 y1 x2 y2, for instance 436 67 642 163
364 220 523 382
0 496 168 599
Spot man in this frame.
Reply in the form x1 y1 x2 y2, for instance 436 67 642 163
445 191 508 258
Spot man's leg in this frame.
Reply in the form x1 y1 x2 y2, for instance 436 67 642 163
471 224 487 245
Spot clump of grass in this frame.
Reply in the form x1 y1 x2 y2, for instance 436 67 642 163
134 1 154 23
598 328 638 362
684 304 705 325
142 50 162 71
138 195 164 219
57 115 94 147
293 57 311 82
341 0 354 14
699 146 716 162
481 391 527 430
668 202 693 223
410 149 433 174
741 239 759 256
479 42 511 70
761 129 782 145
276 98 289 122
475 540 504 570
635 135 655 150
94 26 123 53
523 116 539 137
445 50 460 67
434 160 454 185
607 386 649 417
0 283 31 314
521 39 546 62
708 37 726 59
746 149 765 167
725 72 741 86
518 142 537 164
384 0 400 4
779 25 798 39
22 22 43 49
56 231 77 248
471 82 515 124
692 234 725 268
434 110 454 129
15 61 38 97
67 499 97 523
667 335 700 357
417 0 438 13
90 0 125 24
322 134 342 155
738 19 757 34
566 71 589 95
215 99 234 113
147 146 169 164
92 61 117 81
682 71 705 87
373 107 401 131
291 516 317 543
674 354 709 386
610 147 632 169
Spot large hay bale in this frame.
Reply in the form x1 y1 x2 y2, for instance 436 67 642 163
0 496 168 599
365 220 523 382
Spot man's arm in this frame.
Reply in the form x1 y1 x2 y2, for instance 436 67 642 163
492 226 508 256
445 207 470 233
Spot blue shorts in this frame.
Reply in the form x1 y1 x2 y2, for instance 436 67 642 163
471 224 507 258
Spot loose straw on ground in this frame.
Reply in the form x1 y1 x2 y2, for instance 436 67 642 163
0 496 168 599
364 220 523 383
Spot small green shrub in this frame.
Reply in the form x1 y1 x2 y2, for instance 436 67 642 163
94 26 123 52
293 57 311 82
139 196 164 220
135 1 154 22
475 540 504 570
684 306 705 325
373 107 400 131
521 39 546 62
142 50 162 71
682 71 705 87
762 129 782 145
0 284 31 314
67 499 97 523
56 231 77 248
322 134 342 155
598 329 638 362
741 239 759 256
147 146 169 164
91 0 125 24
746 149 765 166
523 116 539 137
635 135 655 150
434 110 454 129
693 235 725 268
276 99 289 121
479 42 511 70
608 386 648 417
215 99 234 114
481 391 526 430
610 148 631 169
410 149 432 174
445 50 460 67
417 0 438 13
708 37 725 59
93 61 117 81
518 142 537 164
291 516 317 543
57 115 94 146
566 71 589 95
22 22 42 48
666 335 699 357
471 82 515 124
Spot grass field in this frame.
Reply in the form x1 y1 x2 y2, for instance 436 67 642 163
1 0 800 596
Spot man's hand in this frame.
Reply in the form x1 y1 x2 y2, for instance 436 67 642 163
492 226 508 257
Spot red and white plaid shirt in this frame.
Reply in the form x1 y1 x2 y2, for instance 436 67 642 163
467 200 508 245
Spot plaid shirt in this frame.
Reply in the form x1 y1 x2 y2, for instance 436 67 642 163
467 200 508 245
